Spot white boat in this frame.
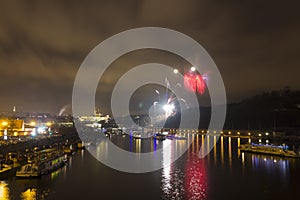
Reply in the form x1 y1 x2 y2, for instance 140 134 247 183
16 148 67 178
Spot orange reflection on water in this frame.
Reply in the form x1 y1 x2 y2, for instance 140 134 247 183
228 137 232 169
213 136 217 164
135 138 141 153
21 188 37 200
220 136 224 164
0 181 10 200
237 137 241 157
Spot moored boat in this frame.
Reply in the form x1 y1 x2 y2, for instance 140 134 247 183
63 145 75 155
0 164 20 180
16 148 67 178
239 143 300 158
152 133 166 140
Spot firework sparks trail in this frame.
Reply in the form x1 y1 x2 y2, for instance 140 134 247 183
151 77 188 122
151 68 206 125
184 73 206 95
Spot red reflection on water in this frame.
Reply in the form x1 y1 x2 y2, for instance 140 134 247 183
184 150 208 199
161 139 208 200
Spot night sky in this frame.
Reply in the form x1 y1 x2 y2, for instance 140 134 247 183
0 0 299 114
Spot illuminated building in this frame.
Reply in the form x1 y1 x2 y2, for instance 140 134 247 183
0 119 25 136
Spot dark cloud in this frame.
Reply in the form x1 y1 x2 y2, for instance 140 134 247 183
0 0 299 113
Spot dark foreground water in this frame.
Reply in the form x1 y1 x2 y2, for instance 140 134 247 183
1 135 300 200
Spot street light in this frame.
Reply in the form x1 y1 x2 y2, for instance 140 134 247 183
173 69 179 74
30 121 36 126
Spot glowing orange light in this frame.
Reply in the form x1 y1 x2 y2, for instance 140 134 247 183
1 121 8 126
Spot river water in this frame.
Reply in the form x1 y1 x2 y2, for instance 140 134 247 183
1 135 300 200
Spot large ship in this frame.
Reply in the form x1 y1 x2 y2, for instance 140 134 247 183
239 143 300 158
16 148 67 178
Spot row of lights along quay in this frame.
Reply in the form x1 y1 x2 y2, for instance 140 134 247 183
117 125 296 142
163 129 277 139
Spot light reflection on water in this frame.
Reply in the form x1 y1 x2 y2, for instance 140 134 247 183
161 140 181 199
184 154 207 200
250 154 290 183
228 137 232 168
161 135 208 200
220 136 224 164
159 135 293 199
1 135 298 199
20 188 37 200
20 188 51 200
0 181 10 200
160 139 194 199
2 159 68 200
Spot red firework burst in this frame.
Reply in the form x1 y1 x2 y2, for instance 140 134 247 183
184 73 206 94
